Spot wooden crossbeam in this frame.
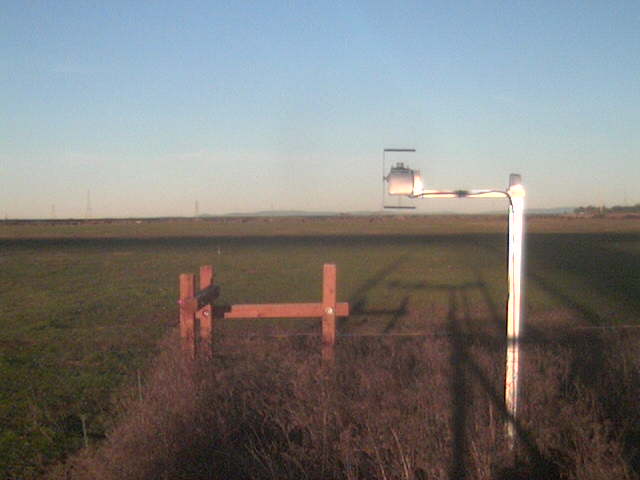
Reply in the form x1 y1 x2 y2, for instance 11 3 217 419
224 302 349 319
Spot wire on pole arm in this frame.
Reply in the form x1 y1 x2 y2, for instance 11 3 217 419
410 189 511 200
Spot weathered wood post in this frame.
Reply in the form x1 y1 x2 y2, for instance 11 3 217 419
322 263 337 363
199 265 214 358
179 273 197 359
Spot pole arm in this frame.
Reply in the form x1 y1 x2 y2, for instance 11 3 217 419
410 189 510 199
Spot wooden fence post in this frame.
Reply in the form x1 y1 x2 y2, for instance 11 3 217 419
199 265 214 358
179 273 197 358
322 263 337 363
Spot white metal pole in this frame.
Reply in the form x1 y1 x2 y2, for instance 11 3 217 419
386 167 527 449
505 174 525 448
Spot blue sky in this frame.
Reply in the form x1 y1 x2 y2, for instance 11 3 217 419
1 1 639 217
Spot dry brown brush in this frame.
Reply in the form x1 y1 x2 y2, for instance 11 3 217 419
52 328 640 480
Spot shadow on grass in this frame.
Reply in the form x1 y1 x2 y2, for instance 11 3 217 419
0 233 498 250
380 233 640 478
476 233 640 325
391 272 640 478
343 252 412 331
445 286 561 480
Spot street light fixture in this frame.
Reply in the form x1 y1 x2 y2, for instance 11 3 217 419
382 149 418 209
385 156 526 449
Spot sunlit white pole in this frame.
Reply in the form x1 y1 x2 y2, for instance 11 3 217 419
505 174 525 448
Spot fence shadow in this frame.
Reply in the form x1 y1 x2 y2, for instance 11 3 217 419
341 252 412 331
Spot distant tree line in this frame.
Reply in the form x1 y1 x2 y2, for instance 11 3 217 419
574 204 640 215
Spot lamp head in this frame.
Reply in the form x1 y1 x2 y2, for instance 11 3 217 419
386 163 423 196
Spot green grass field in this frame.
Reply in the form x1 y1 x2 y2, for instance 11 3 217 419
1 215 639 478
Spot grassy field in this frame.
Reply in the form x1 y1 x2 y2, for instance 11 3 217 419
1 215 639 478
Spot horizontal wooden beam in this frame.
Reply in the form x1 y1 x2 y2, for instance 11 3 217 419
224 302 349 319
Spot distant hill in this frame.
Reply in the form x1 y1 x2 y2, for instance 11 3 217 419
207 210 341 217
201 207 576 217
525 207 575 215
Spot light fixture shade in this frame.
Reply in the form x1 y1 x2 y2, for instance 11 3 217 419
387 163 423 196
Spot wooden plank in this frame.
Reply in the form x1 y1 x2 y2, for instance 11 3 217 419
199 265 214 358
179 273 196 358
322 263 337 363
223 302 349 319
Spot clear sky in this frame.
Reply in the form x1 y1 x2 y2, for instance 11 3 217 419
2 1 639 218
